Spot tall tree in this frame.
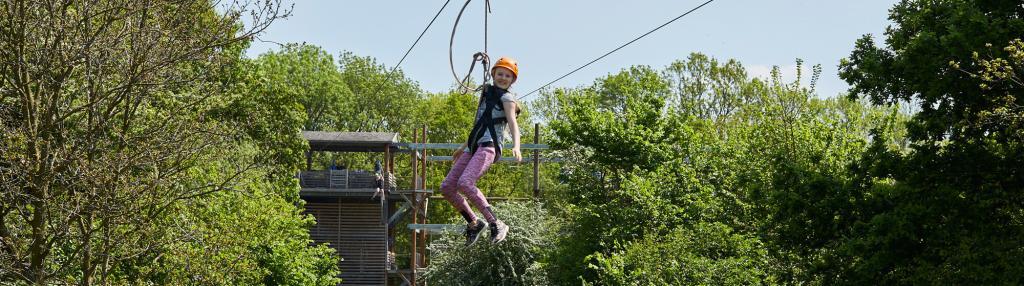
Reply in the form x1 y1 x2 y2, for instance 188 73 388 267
255 44 353 131
0 1 323 284
838 0 1024 283
337 52 421 132
541 53 899 284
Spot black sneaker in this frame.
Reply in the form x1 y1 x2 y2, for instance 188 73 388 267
490 220 509 243
464 219 488 246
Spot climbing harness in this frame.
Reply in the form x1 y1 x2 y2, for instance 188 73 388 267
464 84 510 162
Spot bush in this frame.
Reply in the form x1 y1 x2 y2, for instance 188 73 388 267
423 201 557 286
588 222 772 286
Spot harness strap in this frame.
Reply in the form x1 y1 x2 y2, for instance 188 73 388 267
466 85 508 162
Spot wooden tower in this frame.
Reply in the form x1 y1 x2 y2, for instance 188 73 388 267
299 131 430 286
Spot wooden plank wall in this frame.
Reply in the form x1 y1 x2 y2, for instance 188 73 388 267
306 199 387 286
300 170 379 189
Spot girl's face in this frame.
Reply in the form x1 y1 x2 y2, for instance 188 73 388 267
492 67 515 89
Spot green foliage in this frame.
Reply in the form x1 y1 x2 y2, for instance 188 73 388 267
424 201 555 286
959 39 1024 145
550 66 679 173
127 153 339 285
101 33 340 286
588 222 772 286
543 60 747 284
836 1 1024 283
417 91 481 142
163 51 339 285
0 1 340 284
663 53 753 120
337 52 423 132
538 52 904 284
254 44 352 131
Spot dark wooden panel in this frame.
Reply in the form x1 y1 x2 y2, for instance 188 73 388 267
304 199 386 285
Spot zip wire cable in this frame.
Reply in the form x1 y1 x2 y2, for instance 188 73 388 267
450 0 493 92
484 0 491 56
366 0 453 101
518 0 717 100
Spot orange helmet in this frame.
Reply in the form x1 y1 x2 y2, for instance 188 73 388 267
491 57 519 82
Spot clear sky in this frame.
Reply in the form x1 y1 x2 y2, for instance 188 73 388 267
244 0 898 100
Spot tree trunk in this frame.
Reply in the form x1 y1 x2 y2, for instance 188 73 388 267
79 210 94 286
29 192 47 285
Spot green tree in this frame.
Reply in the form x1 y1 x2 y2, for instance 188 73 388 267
254 44 353 131
543 64 729 284
0 1 340 285
837 0 1024 283
337 52 422 132
550 66 677 174
541 53 898 284
956 38 1024 140
663 53 754 124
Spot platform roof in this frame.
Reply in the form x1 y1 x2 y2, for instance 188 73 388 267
302 131 400 152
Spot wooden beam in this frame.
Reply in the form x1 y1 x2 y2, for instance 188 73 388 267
407 224 462 234
388 202 411 226
533 123 540 197
427 156 563 162
403 143 549 150
305 151 312 171
421 126 427 190
428 196 532 202
410 127 420 285
420 125 429 270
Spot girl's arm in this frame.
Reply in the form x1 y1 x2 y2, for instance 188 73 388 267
502 101 522 162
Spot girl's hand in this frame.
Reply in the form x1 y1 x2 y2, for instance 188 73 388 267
453 148 464 162
511 146 522 162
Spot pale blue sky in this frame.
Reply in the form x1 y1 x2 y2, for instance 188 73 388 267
244 0 898 100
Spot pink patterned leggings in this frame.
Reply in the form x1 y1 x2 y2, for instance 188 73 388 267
440 145 496 223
